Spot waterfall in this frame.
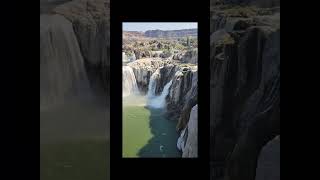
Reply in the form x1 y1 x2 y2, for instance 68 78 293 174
123 66 139 97
146 69 160 98
147 80 173 109
40 14 92 108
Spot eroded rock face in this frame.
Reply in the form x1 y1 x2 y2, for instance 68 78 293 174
167 66 198 125
127 59 166 94
40 14 91 108
209 4 280 180
182 104 198 158
134 49 152 59
53 0 110 94
154 64 180 95
176 70 198 131
40 0 72 14
182 49 198 64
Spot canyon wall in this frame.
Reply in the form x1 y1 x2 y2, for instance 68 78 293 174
126 58 198 157
167 67 197 129
127 59 167 94
179 104 198 158
210 4 280 180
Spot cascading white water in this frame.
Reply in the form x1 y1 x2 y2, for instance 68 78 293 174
40 14 92 108
123 66 139 97
147 79 173 109
147 69 160 98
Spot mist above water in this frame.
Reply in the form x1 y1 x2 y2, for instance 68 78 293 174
123 67 172 109
123 66 139 97
147 80 172 109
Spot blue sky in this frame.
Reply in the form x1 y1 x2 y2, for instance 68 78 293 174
123 22 197 32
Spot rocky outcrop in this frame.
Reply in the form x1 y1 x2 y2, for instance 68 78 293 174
210 4 280 180
53 0 110 95
182 49 198 64
40 0 72 14
40 14 91 108
210 6 280 34
176 70 198 131
167 66 198 127
159 51 173 59
145 28 197 38
151 51 163 58
154 64 180 95
127 59 166 94
134 49 152 59
172 52 184 60
181 105 198 157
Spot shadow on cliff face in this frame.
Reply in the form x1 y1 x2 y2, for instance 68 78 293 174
137 108 181 157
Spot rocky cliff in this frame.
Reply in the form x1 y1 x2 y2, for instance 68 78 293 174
210 3 280 180
182 49 198 64
126 57 198 157
177 104 198 157
167 66 198 130
40 0 72 14
127 59 167 94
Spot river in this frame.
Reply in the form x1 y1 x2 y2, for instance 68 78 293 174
122 94 181 158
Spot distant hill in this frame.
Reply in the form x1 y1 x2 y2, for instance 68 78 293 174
123 31 146 39
144 28 197 38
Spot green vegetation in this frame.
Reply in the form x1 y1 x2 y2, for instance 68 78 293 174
162 48 173 57
123 37 197 54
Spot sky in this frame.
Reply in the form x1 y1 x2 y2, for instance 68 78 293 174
123 22 197 32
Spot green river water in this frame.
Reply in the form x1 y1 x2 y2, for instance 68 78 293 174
40 100 110 180
122 95 181 158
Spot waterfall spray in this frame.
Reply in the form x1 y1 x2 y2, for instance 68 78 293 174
147 69 160 98
147 80 173 109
